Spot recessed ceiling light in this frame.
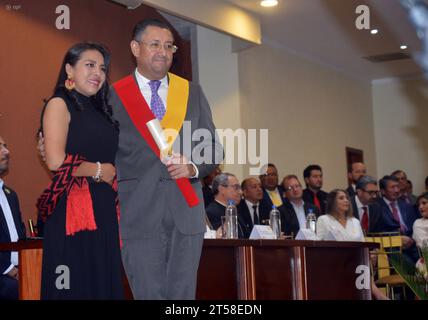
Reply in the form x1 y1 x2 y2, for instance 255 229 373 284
370 29 378 35
260 0 278 7
400 45 408 50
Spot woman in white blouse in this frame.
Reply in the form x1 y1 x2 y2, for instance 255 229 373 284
316 189 388 300
412 192 428 248
316 189 364 242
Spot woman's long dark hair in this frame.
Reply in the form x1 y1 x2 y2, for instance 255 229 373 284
39 42 118 134
326 189 354 218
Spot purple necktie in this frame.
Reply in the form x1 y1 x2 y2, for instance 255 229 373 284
148 80 166 120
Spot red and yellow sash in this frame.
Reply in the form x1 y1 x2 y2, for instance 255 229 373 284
113 73 199 207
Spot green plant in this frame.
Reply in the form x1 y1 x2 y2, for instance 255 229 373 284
390 246 428 300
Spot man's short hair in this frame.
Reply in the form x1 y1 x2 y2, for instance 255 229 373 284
391 169 405 177
259 163 277 177
212 173 235 196
132 19 172 41
241 178 259 191
282 174 299 187
347 162 363 173
379 175 399 190
303 165 322 179
355 175 377 190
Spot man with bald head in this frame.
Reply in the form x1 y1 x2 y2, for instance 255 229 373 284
237 177 270 238
0 136 26 300
346 162 367 198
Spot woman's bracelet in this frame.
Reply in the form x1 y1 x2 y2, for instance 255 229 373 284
93 162 103 183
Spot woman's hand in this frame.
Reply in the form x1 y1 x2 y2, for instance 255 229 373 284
101 163 116 185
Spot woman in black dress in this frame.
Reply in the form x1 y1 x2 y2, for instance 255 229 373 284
37 42 123 299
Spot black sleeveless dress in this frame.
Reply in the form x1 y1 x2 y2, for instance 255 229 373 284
40 89 124 299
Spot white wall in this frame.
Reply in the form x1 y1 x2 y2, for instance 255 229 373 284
373 78 428 194
196 25 244 180
238 43 377 190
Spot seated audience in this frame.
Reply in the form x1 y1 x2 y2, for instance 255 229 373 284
279 175 320 238
237 177 270 238
302 164 328 214
346 162 367 198
0 136 26 300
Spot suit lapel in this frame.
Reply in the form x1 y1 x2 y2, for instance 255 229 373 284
0 186 13 241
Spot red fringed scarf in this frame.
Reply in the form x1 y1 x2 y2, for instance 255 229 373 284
37 154 119 237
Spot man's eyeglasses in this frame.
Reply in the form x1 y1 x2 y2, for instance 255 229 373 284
137 40 178 53
363 189 379 196
225 184 241 191
286 185 302 191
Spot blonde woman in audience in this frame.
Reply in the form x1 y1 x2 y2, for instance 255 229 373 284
316 189 364 241
317 189 389 300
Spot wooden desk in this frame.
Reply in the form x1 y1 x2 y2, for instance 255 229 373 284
0 240 43 300
196 239 378 300
1 239 377 300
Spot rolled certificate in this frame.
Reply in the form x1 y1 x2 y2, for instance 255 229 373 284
146 118 171 161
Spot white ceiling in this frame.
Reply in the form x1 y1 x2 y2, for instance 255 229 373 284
227 0 425 81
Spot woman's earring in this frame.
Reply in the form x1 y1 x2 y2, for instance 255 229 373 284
65 75 75 91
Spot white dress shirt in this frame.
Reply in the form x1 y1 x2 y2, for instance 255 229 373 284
0 179 19 274
355 195 369 221
290 200 307 229
134 69 199 178
245 199 259 224
316 214 365 242
135 68 168 111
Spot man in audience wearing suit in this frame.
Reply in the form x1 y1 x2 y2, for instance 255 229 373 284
346 162 367 198
302 164 328 215
237 177 270 238
206 173 242 234
376 175 420 262
202 167 221 208
259 163 286 209
279 175 320 238
391 170 416 205
350 175 382 234
0 136 26 300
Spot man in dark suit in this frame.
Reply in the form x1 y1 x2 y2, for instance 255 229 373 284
206 173 242 235
279 175 320 238
391 170 416 205
350 175 382 234
302 164 328 215
259 163 286 208
202 167 221 208
237 177 270 238
346 162 367 198
0 136 26 300
376 175 420 262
